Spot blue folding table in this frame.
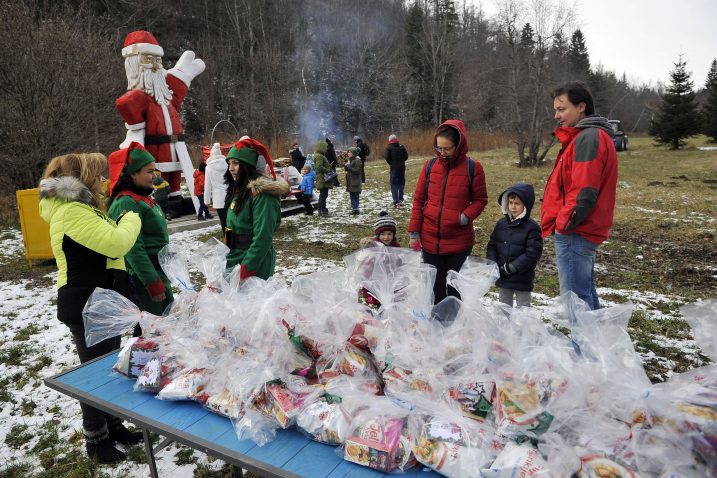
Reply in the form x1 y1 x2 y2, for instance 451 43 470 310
45 351 441 478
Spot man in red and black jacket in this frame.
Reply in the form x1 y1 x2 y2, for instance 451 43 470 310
541 81 618 310
408 119 488 304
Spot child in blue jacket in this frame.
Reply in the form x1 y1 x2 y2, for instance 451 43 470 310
486 182 543 307
297 165 315 215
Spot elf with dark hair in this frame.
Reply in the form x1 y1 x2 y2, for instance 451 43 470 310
108 142 173 318
224 137 289 280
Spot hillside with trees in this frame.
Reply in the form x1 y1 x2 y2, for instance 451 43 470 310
0 0 692 194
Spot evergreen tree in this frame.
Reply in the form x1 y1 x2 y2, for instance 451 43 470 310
519 22 535 51
703 59 717 142
404 1 434 126
567 29 590 78
649 57 702 149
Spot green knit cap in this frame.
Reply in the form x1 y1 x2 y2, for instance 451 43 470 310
226 144 258 168
124 148 155 175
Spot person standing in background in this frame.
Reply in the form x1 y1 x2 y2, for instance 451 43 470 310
204 143 229 231
193 162 212 220
384 133 408 207
354 135 371 183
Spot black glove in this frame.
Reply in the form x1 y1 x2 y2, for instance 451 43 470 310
501 263 517 276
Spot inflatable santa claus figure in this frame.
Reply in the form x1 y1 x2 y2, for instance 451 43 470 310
116 30 205 202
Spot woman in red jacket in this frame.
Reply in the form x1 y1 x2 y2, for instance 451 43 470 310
408 119 488 304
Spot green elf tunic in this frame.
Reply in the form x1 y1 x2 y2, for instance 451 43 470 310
226 175 289 279
108 191 173 315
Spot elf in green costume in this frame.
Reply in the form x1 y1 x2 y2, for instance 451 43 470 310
224 137 289 280
107 142 173 317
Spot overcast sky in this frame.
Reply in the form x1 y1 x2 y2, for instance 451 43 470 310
478 0 717 87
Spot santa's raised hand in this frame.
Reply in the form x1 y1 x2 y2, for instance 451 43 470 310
167 51 206 87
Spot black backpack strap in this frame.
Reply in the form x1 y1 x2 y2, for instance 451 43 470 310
423 157 438 207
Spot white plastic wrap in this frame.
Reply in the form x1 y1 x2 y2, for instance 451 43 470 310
681 299 717 362
446 256 499 307
158 243 193 291
190 236 230 289
83 288 148 347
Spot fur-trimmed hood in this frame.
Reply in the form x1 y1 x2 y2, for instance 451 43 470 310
39 176 101 224
248 176 289 197
39 176 96 205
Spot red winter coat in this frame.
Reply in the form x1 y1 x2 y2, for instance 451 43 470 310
193 170 205 196
408 119 488 255
541 115 618 245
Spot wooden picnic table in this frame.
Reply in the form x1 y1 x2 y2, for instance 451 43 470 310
44 351 442 478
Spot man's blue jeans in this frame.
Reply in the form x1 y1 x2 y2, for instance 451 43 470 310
554 232 600 310
390 168 405 204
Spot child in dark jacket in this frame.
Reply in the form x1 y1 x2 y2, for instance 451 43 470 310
486 182 543 307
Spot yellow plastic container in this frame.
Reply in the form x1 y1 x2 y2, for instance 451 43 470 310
16 188 53 266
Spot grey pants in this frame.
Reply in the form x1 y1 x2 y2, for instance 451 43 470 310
498 288 532 307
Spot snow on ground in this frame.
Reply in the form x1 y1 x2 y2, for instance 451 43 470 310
0 176 704 476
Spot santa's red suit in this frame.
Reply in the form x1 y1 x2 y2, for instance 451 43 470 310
115 30 204 198
116 75 189 193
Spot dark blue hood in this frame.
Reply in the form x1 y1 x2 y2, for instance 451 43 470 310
497 182 535 220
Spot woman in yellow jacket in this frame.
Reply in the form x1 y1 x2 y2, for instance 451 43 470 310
39 153 142 464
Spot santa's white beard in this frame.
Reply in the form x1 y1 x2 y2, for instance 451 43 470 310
125 56 173 105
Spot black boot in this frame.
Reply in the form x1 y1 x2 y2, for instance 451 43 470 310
86 438 127 464
109 424 144 445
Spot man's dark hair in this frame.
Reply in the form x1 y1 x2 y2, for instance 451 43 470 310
551 81 595 116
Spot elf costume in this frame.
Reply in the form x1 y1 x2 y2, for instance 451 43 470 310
107 143 173 315
225 138 289 280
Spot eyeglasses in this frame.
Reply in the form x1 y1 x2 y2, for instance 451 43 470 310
435 145 455 154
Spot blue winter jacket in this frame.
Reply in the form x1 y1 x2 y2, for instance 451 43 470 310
299 170 315 196
486 182 543 291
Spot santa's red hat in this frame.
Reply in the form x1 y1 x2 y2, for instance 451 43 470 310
122 30 164 58
107 142 156 195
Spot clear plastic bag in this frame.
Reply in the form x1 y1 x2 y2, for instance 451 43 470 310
232 408 278 447
344 247 432 313
480 442 549 478
681 299 717 361
408 398 496 477
340 396 415 473
83 288 146 347
112 335 161 378
446 256 499 307
250 374 322 429
158 243 194 291
190 236 230 289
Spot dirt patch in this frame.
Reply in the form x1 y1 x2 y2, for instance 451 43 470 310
604 222 717 300
0 255 56 288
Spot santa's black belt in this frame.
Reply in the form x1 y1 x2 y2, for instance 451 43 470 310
145 134 188 145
